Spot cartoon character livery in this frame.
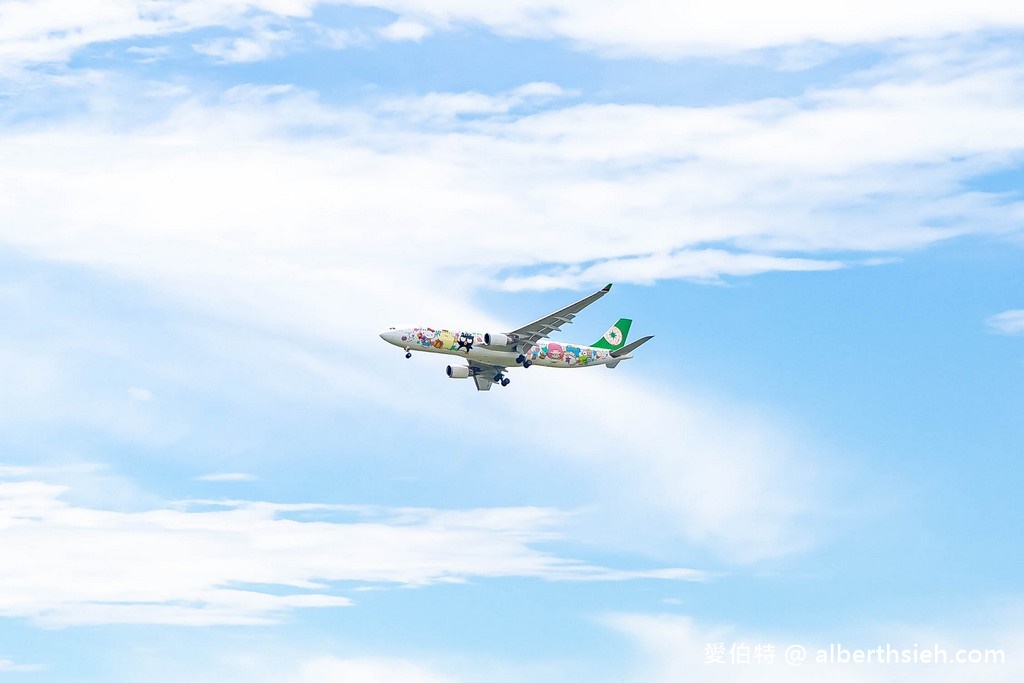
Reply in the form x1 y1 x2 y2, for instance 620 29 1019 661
379 284 653 391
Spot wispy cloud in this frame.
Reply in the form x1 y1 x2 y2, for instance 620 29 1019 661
193 26 293 63
0 0 320 69
358 0 1024 59
125 45 171 63
987 309 1024 335
0 471 701 627
377 82 574 121
378 19 432 42
4 1 1024 69
500 250 844 290
2 50 1022 299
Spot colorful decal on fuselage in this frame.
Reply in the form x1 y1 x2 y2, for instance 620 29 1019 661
409 327 483 353
404 327 612 368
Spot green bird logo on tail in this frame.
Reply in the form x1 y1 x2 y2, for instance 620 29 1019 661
591 318 632 351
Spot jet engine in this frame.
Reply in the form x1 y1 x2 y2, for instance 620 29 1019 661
484 332 518 347
446 365 471 379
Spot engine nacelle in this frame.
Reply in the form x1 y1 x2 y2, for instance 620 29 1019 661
446 365 471 379
484 332 518 347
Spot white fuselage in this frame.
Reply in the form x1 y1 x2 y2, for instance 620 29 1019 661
380 327 615 368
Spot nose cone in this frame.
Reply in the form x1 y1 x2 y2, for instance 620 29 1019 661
379 328 405 346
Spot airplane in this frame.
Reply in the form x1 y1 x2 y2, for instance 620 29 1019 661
379 283 653 391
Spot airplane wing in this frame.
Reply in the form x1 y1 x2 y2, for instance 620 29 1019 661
469 362 506 391
508 283 612 348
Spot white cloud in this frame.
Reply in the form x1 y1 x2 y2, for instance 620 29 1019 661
3 61 1022 326
3 56 1022 296
379 19 432 42
3 0 1024 71
126 45 171 63
987 310 1024 335
193 24 294 62
376 81 572 120
194 36 275 62
356 0 1024 59
0 470 701 626
0 0 315 70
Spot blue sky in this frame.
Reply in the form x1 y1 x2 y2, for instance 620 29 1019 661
1 2 1023 681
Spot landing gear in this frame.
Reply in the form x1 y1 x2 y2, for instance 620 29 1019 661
523 359 532 368
516 354 525 364
405 351 412 359
501 377 510 387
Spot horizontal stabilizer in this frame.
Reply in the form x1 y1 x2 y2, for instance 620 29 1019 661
611 335 653 358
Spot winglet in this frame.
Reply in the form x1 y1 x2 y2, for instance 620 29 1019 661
602 283 612 292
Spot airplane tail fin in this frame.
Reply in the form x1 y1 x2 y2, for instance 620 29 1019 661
591 318 632 351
